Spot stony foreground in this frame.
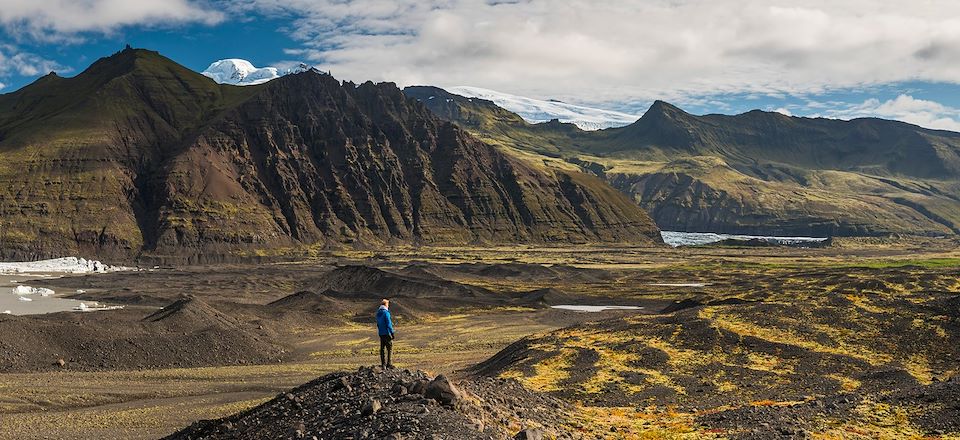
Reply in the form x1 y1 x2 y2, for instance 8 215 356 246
166 366 573 440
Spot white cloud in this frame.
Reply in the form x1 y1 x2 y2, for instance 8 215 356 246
774 107 792 116
1 50 63 76
0 45 66 80
825 94 960 131
229 0 960 109
0 0 223 41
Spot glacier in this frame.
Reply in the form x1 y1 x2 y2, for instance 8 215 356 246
446 86 640 131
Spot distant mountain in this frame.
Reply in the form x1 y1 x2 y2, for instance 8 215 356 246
444 86 639 130
202 59 313 86
0 48 661 262
407 86 960 237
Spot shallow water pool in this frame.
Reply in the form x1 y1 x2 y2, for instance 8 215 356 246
550 305 644 312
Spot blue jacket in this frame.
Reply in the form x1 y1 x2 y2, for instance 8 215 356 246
376 305 395 336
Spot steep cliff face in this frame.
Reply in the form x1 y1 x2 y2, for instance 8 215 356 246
0 49 660 262
408 86 960 237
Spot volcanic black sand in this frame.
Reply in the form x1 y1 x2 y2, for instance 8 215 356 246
1 240 958 439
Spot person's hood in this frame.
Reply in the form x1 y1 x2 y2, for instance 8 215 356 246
378 305 389 311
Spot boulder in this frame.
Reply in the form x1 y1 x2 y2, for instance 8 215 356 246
361 399 382 416
408 379 429 395
425 375 462 406
515 428 544 440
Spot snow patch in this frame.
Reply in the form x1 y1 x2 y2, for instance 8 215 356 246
17 296 32 302
446 86 640 130
2 310 10 314
551 305 644 312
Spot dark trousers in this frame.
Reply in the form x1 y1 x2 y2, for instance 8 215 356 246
380 334 393 366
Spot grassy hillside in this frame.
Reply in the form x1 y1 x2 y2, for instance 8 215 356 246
406 86 960 237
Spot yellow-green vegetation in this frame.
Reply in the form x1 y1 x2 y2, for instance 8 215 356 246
572 406 722 439
698 306 944 383
504 328 688 396
522 348 578 393
812 400 927 439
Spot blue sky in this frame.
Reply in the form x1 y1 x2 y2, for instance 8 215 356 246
1 0 959 130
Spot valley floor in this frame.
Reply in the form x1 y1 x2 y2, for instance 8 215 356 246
1 237 959 439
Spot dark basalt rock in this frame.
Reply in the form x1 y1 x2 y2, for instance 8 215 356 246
424 374 463 406
165 366 574 439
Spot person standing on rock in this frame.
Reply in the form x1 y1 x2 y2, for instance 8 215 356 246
377 298 395 369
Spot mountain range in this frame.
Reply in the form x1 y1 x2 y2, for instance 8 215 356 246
3 47 957 264
0 48 661 262
405 86 960 237
201 59 639 130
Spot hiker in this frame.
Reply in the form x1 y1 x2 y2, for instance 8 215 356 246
376 298 395 368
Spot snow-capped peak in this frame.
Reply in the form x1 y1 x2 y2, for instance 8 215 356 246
202 59 320 86
445 86 640 131
202 59 280 85
286 63 313 75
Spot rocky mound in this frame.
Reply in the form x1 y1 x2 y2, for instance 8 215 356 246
143 296 242 328
166 366 573 440
309 265 496 301
267 290 348 315
0 298 285 372
400 262 612 285
518 288 579 307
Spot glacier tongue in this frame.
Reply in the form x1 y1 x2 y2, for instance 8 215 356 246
446 86 640 131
